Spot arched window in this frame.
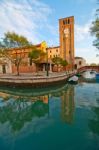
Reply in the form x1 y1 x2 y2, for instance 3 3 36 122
68 19 70 24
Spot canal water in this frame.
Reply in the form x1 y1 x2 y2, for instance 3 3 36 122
0 71 99 150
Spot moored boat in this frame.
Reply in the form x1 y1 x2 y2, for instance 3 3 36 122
68 76 78 84
96 73 99 80
90 71 96 74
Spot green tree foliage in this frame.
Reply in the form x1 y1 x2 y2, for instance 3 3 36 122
52 56 68 71
61 59 68 67
1 32 30 48
90 1 99 52
0 97 48 133
90 63 97 66
52 56 63 65
0 32 31 75
28 48 46 72
52 56 62 71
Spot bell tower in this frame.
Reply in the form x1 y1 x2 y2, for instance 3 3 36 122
59 16 74 65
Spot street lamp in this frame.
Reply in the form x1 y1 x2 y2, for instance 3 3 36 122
46 49 49 76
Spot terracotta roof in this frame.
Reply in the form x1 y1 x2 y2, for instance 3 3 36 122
7 43 42 51
47 46 60 49
59 16 74 20
75 56 84 59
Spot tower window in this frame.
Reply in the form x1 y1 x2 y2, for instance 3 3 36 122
63 20 65 25
63 20 67 25
56 49 58 52
68 19 70 24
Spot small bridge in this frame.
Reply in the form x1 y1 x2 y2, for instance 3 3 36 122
77 66 99 73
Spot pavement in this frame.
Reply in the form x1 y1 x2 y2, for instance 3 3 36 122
0 71 76 79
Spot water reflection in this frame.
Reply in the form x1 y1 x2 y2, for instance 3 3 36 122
88 98 99 136
0 84 74 135
0 96 49 133
61 85 74 124
82 71 96 79
0 83 99 150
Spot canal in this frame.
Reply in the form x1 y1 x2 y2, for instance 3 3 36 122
0 71 99 150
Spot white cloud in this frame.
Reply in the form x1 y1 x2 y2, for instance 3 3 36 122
0 0 55 44
75 21 92 42
75 46 99 64
74 14 99 64
75 7 96 43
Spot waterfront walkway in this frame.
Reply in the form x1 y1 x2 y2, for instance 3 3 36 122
0 71 72 78
0 71 75 87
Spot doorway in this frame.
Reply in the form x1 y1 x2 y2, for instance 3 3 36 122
2 65 6 74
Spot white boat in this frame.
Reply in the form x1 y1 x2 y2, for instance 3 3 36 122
68 76 78 84
90 71 95 74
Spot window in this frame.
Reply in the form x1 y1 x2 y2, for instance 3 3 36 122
56 49 58 52
63 20 67 25
63 20 65 25
50 50 51 53
74 64 77 69
68 19 70 24
79 61 82 65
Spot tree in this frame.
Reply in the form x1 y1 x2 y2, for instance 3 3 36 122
90 1 99 56
90 63 97 66
61 60 68 68
52 56 63 71
0 32 31 75
28 48 46 73
52 56 68 72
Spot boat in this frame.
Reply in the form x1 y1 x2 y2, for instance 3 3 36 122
90 71 95 74
68 76 78 84
96 73 99 80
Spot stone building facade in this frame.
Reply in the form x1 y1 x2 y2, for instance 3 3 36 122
0 41 47 74
47 46 60 59
74 57 86 70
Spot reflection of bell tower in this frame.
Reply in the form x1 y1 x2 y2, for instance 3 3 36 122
59 16 74 65
61 85 75 124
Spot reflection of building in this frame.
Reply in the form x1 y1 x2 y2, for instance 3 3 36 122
74 57 86 69
38 95 49 104
61 85 75 124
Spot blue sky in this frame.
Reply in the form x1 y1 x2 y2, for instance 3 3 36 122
0 0 98 64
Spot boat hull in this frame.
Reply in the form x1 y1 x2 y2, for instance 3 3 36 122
96 74 99 80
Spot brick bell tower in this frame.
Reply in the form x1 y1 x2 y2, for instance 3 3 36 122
59 16 74 66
